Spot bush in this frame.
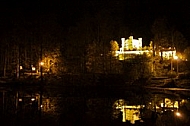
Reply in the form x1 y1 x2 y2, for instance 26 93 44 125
167 70 177 78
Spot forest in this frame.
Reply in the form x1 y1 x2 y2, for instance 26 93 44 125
0 6 190 82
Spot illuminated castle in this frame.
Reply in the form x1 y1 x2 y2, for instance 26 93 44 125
120 36 142 51
115 36 150 60
115 36 177 60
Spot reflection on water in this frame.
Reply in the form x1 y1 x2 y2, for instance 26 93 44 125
113 99 144 124
1 87 190 125
147 98 180 113
15 94 190 125
113 97 190 125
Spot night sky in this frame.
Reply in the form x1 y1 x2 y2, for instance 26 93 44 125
1 0 190 45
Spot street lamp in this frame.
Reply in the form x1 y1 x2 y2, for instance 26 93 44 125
173 56 178 75
32 67 36 71
175 111 181 117
40 62 44 66
171 56 178 74
39 62 44 74
174 55 178 60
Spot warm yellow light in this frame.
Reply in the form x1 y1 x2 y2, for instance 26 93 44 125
174 56 178 60
20 66 23 70
31 98 35 101
32 67 36 71
176 112 181 117
40 62 44 66
161 103 164 107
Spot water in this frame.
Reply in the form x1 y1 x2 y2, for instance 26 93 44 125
1 84 190 126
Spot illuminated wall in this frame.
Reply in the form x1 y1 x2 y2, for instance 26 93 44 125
117 36 145 60
121 36 142 51
116 36 177 61
122 106 143 124
159 50 176 60
114 101 144 124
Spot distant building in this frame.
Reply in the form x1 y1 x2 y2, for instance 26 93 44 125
115 36 151 60
157 47 176 60
120 36 142 51
114 36 177 60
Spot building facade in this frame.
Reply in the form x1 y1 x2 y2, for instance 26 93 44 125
115 36 177 61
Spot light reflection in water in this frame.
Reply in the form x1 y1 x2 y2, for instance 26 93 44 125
113 99 145 124
113 98 188 124
147 98 188 113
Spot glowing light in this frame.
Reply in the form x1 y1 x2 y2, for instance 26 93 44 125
159 50 177 60
120 36 142 51
20 66 23 70
125 108 141 124
19 98 22 102
174 56 178 60
176 112 181 117
40 105 43 108
31 98 35 101
32 67 36 71
159 98 179 109
161 103 164 107
40 62 44 66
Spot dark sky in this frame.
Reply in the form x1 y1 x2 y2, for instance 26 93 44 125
1 0 190 43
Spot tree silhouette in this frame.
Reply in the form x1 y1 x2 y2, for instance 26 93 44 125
152 17 188 52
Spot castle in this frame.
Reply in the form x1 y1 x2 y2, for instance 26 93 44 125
115 36 176 60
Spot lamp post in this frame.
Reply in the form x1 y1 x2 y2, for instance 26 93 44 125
39 62 44 74
40 61 44 66
173 56 178 75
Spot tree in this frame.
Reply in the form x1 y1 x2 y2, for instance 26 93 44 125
64 7 128 74
41 48 65 74
85 41 123 74
151 17 170 48
152 17 188 52
110 40 119 56
184 47 190 61
85 42 106 73
172 30 188 52
122 54 152 83
35 13 67 75
153 55 170 77
184 47 190 70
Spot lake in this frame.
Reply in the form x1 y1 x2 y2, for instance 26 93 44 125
1 83 190 126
